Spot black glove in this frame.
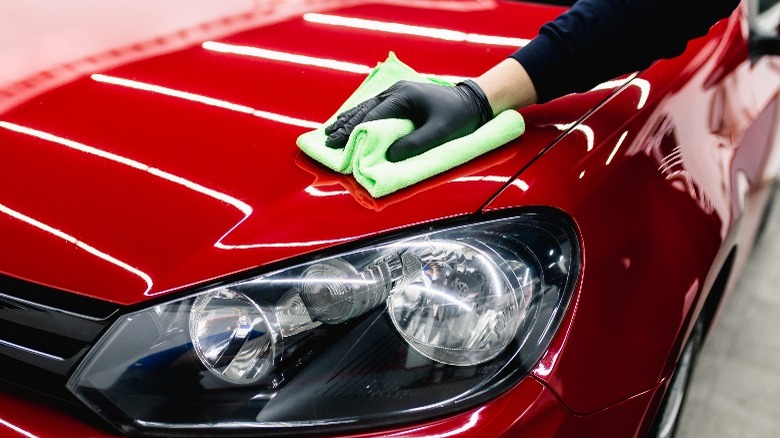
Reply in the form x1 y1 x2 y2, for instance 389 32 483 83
324 79 494 162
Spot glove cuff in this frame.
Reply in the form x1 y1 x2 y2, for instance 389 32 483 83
458 79 494 126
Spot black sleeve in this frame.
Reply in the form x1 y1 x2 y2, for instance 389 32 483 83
510 0 740 103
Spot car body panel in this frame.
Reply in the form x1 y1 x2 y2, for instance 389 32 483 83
485 4 780 414
0 377 659 438
0 0 625 305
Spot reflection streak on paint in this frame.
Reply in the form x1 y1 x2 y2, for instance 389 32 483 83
0 121 384 254
0 121 387 292
606 131 629 165
554 122 595 151
533 350 560 377
0 121 252 218
658 145 683 174
218 230 383 250
592 74 650 109
453 175 509 183
0 199 153 295
202 41 466 83
511 179 530 191
0 418 39 438
454 175 529 191
303 13 529 47
304 186 350 197
92 74 253 113
389 407 484 438
203 41 372 74
91 74 320 129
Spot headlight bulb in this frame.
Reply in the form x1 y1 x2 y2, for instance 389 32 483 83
387 240 530 366
300 255 416 324
189 289 277 384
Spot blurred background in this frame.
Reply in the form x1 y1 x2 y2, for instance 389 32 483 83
0 0 255 88
679 194 780 436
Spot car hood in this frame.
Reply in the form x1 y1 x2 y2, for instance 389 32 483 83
0 0 612 305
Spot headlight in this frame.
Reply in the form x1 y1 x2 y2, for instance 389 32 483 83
68 211 579 436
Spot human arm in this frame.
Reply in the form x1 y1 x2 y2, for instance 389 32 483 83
326 0 741 161
474 58 538 114
510 0 740 103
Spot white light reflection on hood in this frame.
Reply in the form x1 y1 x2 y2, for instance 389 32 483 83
202 41 467 83
304 186 351 197
592 73 650 109
0 199 153 295
203 41 372 74
388 407 484 437
0 418 40 438
91 74 321 129
303 13 529 47
0 121 378 296
606 131 629 165
453 175 529 191
554 122 595 152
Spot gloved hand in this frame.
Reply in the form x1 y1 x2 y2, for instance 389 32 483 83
324 79 494 162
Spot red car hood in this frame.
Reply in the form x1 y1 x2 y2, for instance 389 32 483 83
0 1 611 305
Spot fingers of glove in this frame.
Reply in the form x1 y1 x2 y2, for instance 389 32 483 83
385 123 450 162
325 96 382 148
358 95 411 124
324 104 362 135
323 82 404 137
376 81 405 99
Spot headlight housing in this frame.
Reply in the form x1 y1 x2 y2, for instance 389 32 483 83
68 211 579 436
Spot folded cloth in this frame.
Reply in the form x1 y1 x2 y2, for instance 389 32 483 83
352 112 524 198
297 52 432 174
296 52 525 196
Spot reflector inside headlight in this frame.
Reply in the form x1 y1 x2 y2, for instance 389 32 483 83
388 239 530 366
189 289 277 384
68 212 579 435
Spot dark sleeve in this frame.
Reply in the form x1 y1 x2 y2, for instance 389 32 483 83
510 0 740 103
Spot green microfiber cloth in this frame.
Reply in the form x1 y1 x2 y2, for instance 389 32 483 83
297 52 525 197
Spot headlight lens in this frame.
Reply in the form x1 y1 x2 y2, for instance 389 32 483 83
68 212 579 435
189 289 277 384
388 239 529 366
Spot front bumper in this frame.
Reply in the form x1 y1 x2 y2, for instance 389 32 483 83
0 378 658 437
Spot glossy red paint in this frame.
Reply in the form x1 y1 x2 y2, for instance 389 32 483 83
0 0 777 437
485 1 780 416
0 0 607 305
0 377 660 438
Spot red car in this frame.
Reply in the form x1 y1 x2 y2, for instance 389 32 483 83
0 1 778 437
